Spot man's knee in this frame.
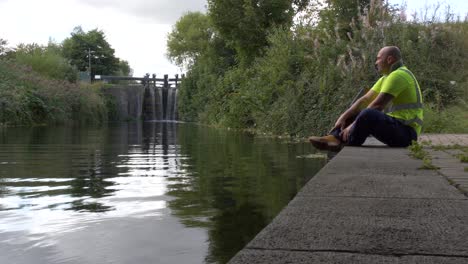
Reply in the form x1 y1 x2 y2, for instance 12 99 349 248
357 108 382 122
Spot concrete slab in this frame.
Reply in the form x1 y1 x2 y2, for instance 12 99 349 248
420 134 468 146
229 249 468 264
299 171 463 199
247 196 468 257
300 147 464 199
230 135 468 263
321 147 432 175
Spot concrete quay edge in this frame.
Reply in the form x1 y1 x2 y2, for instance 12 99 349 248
229 137 468 264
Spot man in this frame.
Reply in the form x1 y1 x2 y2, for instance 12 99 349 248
309 46 423 151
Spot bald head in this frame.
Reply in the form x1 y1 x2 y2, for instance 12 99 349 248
380 46 402 61
375 46 403 75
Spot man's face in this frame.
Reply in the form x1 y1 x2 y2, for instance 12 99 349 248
375 49 389 75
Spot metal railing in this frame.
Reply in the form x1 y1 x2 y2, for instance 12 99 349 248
97 74 184 88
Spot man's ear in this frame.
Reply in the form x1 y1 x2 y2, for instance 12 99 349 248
386 55 395 64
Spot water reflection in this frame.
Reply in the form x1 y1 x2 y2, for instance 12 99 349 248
168 125 326 263
0 123 325 264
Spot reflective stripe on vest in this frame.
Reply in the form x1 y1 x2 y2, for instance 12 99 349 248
387 102 423 112
386 68 423 114
396 117 424 127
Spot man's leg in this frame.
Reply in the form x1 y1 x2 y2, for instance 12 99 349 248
329 113 357 141
346 108 417 147
310 109 416 150
311 115 355 151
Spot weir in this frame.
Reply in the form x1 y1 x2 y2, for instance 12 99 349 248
101 74 182 121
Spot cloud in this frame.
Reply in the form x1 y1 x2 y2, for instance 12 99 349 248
0 0 184 76
77 0 207 24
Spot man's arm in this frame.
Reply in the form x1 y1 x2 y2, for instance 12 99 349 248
339 92 395 141
331 89 378 131
367 92 394 111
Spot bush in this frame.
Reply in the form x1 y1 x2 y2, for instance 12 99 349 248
177 1 468 136
0 59 107 126
12 43 78 82
423 103 468 133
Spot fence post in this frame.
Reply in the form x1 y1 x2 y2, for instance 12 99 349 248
164 74 169 89
143 73 150 86
175 74 179 87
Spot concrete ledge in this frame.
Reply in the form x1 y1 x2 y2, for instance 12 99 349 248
299 148 463 199
228 145 468 263
230 249 468 264
246 197 468 256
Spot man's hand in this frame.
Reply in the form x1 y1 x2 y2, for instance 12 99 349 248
329 90 377 133
339 121 355 142
329 115 348 133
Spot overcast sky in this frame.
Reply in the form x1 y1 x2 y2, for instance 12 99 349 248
0 0 466 77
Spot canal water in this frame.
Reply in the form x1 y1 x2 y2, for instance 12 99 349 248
0 122 326 264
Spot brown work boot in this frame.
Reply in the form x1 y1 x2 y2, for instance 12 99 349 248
308 135 343 152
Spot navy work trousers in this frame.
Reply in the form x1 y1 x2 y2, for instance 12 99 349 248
330 108 417 147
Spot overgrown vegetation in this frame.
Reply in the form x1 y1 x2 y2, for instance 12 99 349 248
423 103 468 133
0 26 132 126
12 43 78 82
410 142 468 170
168 0 468 136
432 144 468 163
458 154 468 162
0 59 107 126
408 140 439 170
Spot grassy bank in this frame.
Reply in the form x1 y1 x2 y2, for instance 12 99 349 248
172 1 468 136
0 59 107 126
424 104 468 133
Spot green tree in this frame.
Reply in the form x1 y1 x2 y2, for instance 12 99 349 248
116 59 133 76
62 26 120 78
207 0 310 64
318 0 371 39
12 42 78 82
167 12 213 68
167 12 236 71
167 12 237 122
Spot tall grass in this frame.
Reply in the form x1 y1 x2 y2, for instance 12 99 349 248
0 59 107 126
178 1 468 136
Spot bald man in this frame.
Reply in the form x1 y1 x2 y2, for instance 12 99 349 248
309 46 424 151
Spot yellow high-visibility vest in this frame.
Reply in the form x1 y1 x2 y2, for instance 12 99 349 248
371 66 424 135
